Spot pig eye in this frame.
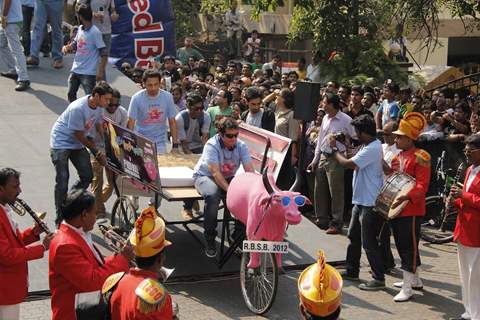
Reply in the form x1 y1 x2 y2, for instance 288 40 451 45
294 196 306 207
281 196 291 207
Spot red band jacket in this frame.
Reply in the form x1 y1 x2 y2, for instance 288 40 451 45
109 268 173 320
49 224 129 320
0 206 44 305
391 147 431 217
454 165 480 247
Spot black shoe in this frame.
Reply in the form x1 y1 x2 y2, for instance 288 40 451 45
15 80 30 91
1 72 18 80
205 242 217 258
339 270 359 281
449 317 469 320
359 279 386 291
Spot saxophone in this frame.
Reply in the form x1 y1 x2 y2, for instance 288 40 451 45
10 198 53 236
445 162 466 218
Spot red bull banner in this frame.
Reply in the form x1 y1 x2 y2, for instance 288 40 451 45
111 0 176 68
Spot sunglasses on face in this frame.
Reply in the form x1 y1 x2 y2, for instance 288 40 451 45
224 133 239 139
193 107 203 111
109 103 119 108
274 195 307 207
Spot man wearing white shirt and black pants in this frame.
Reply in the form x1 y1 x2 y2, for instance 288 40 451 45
328 114 386 290
308 93 355 234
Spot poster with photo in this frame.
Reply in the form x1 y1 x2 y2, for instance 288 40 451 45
103 119 161 192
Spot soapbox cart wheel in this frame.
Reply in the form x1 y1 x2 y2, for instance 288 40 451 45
239 251 279 315
110 196 138 233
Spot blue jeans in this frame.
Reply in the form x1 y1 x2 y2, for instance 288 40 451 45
67 72 96 102
183 147 203 211
346 205 385 281
194 176 224 243
50 148 93 223
0 23 29 81
30 0 63 61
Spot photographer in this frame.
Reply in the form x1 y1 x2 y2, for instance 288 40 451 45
308 93 355 234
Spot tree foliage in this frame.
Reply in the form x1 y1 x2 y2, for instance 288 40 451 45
172 0 201 41
200 0 480 85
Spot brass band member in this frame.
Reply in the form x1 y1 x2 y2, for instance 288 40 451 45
388 112 431 302
0 168 53 320
449 134 480 320
103 207 174 319
49 189 132 320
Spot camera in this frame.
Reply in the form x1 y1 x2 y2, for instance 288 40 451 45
333 132 346 142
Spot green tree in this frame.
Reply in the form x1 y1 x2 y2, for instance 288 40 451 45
200 0 480 85
172 0 201 42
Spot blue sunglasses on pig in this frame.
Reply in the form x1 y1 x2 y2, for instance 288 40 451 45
277 195 307 207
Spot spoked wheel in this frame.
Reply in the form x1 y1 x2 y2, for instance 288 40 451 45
421 196 455 244
240 252 278 315
111 196 137 234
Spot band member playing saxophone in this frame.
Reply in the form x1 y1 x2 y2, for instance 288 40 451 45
103 206 174 319
449 134 480 320
0 168 53 320
387 112 431 302
49 189 133 320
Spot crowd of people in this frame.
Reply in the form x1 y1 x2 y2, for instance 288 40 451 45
1 0 480 319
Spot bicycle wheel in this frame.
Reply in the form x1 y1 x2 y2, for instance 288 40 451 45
240 252 278 315
421 196 454 244
111 196 137 234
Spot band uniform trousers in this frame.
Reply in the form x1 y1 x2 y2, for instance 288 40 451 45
314 154 345 229
457 243 480 320
390 216 421 273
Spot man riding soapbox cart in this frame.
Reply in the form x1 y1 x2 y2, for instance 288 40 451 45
102 121 309 315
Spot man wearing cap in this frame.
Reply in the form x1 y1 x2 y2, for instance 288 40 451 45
103 206 174 319
387 112 431 302
298 251 342 320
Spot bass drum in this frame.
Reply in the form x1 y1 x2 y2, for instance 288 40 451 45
375 172 415 219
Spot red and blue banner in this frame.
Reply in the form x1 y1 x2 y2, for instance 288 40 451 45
111 0 176 68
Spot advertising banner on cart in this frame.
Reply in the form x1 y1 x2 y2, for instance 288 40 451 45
110 0 176 68
103 119 161 192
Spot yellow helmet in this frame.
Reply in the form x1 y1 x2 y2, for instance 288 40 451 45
129 206 171 258
393 112 426 140
298 250 342 318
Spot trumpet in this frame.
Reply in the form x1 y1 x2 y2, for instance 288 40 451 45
98 224 131 255
11 198 53 236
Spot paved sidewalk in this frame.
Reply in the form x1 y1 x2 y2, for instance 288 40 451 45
21 240 464 320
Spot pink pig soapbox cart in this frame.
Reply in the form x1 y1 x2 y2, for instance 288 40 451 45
103 119 296 314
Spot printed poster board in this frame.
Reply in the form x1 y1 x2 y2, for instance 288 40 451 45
103 118 161 192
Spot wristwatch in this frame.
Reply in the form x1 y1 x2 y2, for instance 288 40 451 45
172 143 179 149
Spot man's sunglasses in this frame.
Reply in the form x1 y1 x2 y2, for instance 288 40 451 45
224 133 239 139
109 103 119 108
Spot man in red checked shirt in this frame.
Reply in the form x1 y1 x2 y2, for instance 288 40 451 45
0 168 54 319
103 206 176 320
386 112 431 302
